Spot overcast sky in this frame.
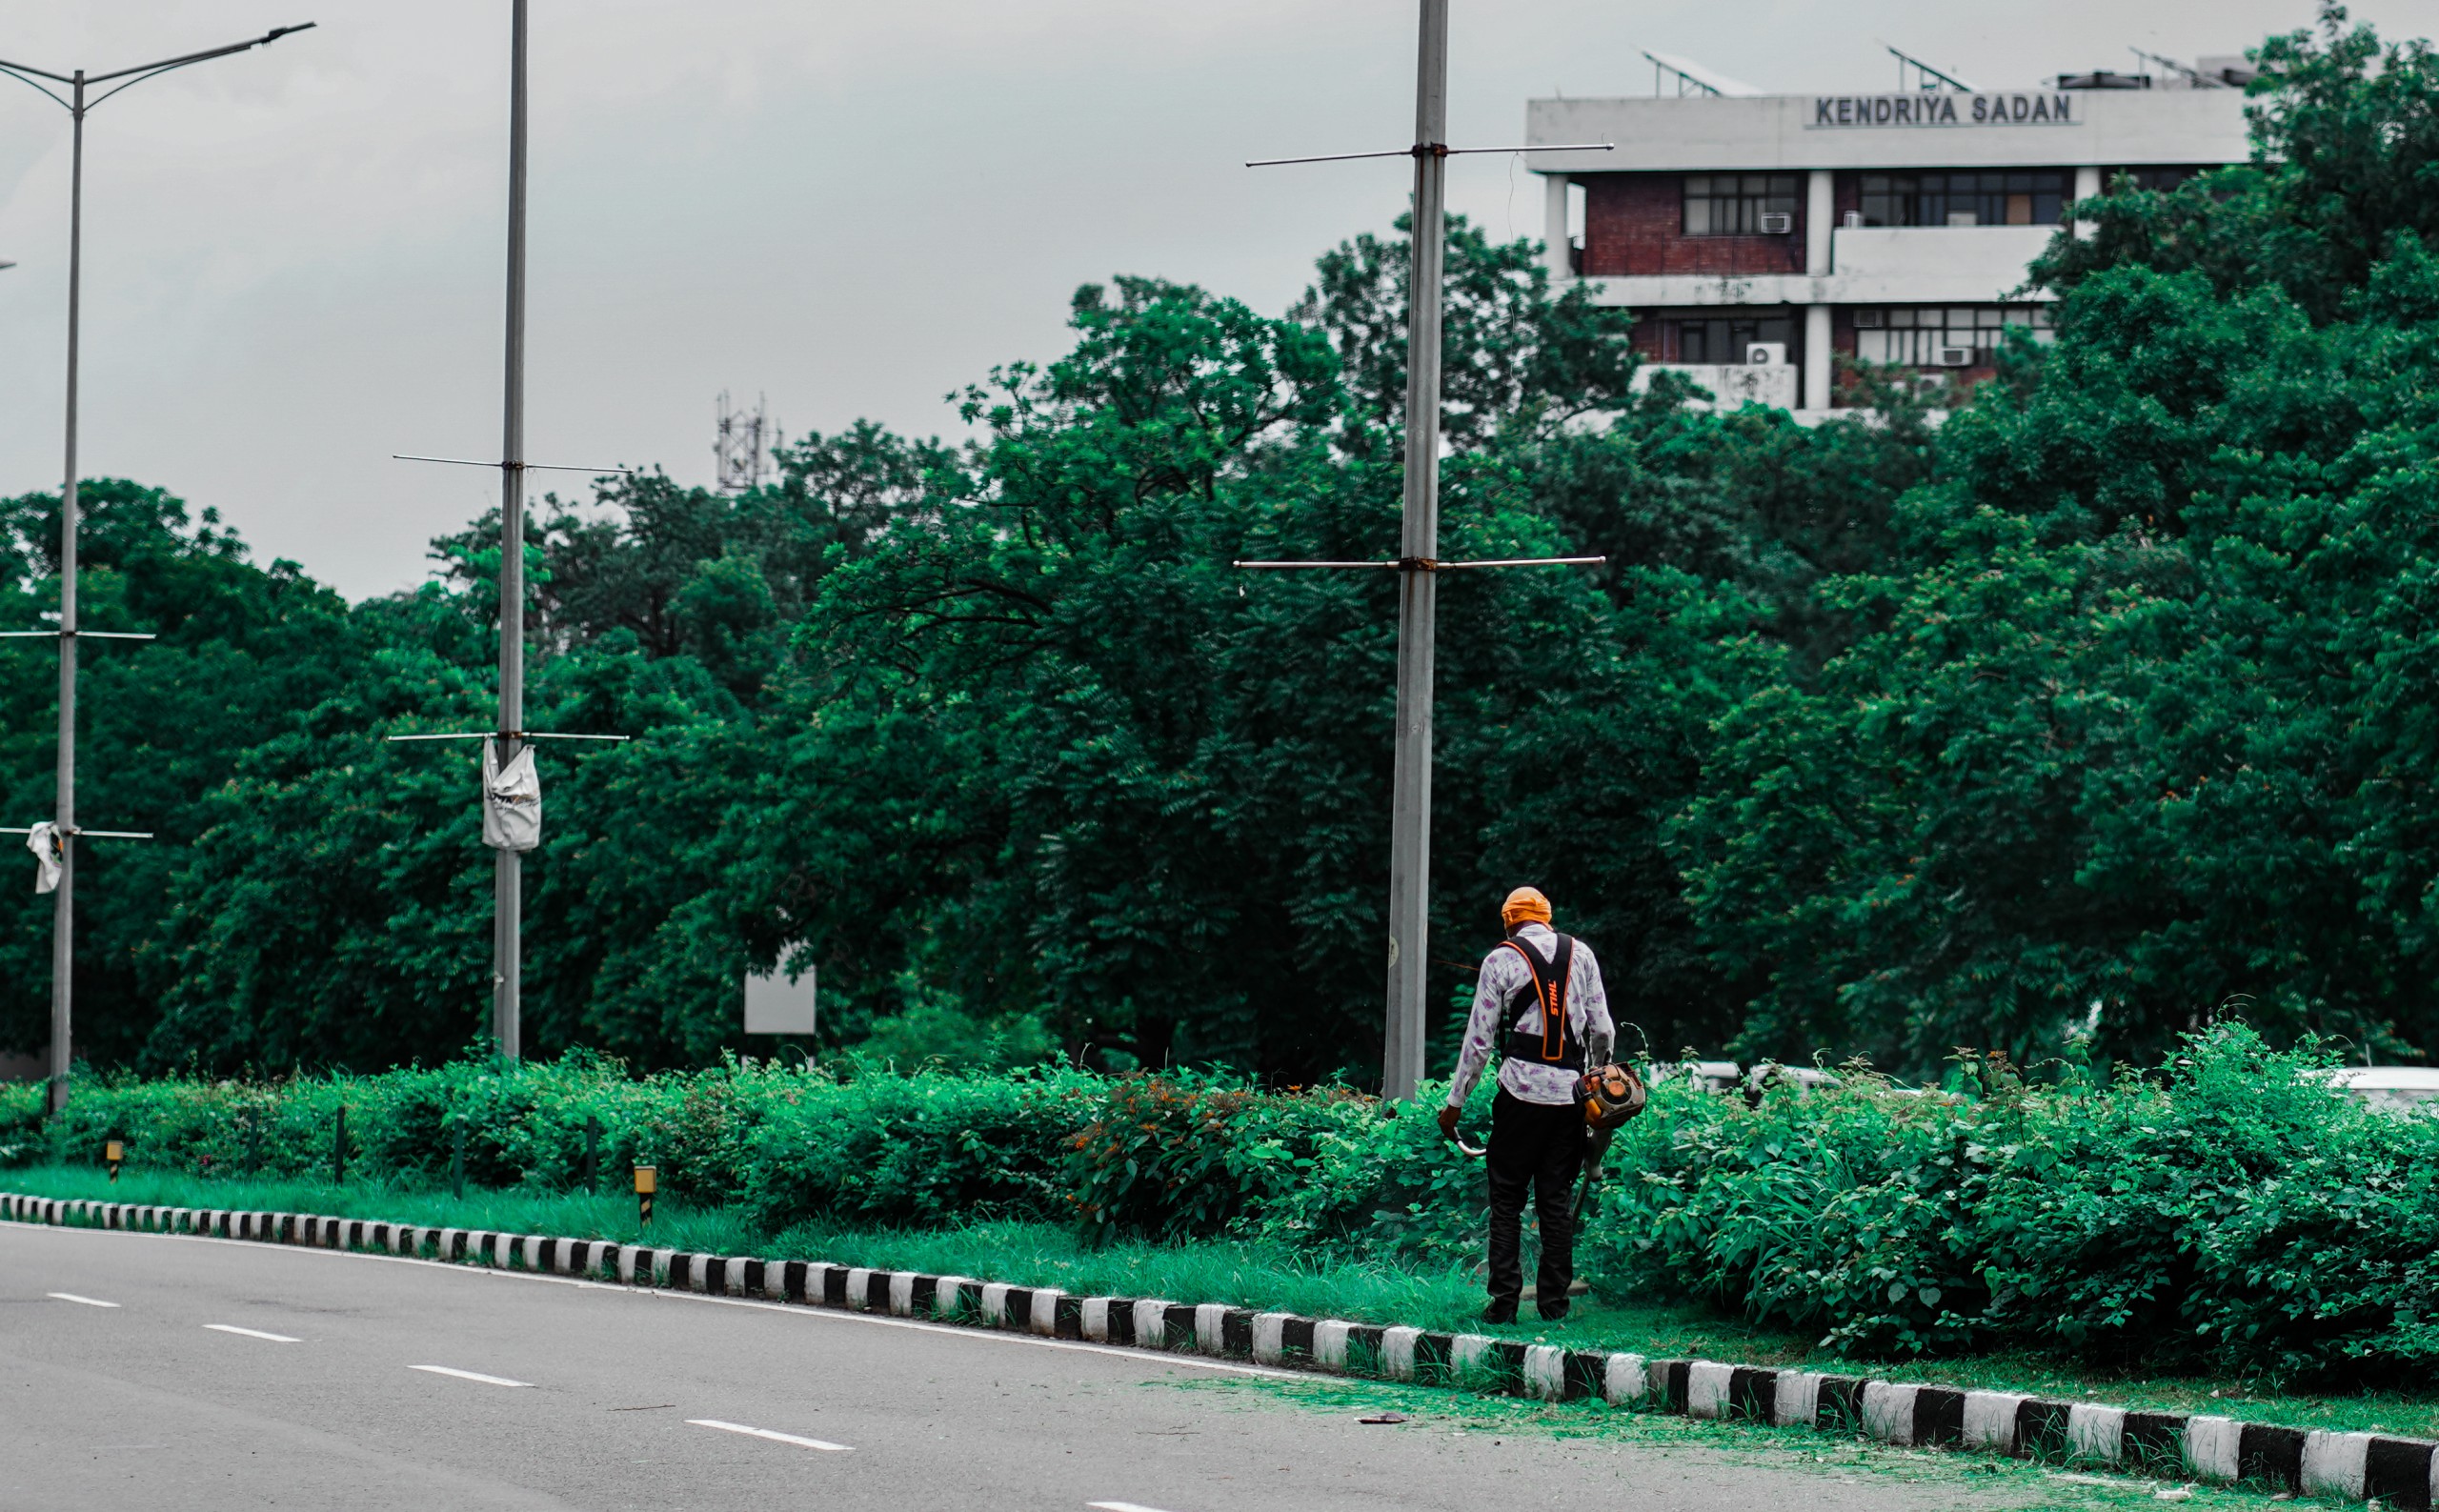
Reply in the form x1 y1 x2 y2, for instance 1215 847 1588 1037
2 0 2429 600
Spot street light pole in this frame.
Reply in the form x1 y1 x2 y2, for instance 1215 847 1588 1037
392 0 623 1062
54 69 87 1124
495 0 530 1061
1235 3 1611 1101
1381 0 1449 1100
0 23 316 1114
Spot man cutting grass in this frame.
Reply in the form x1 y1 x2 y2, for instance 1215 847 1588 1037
1439 886 1615 1324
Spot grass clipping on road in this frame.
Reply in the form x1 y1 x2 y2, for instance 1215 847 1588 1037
1177 1373 2275 1511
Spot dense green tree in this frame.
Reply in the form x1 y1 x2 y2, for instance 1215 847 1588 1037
1673 10 2439 1071
0 480 368 1067
19 12 2439 1085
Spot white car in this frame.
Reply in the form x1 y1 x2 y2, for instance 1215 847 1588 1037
2315 1065 2439 1112
1651 1060 1841 1101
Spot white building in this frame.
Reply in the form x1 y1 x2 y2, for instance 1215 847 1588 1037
1524 73 2253 414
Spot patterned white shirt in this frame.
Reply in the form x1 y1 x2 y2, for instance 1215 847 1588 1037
1445 922 1615 1108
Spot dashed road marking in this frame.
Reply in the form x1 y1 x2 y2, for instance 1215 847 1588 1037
410 1364 529 1387
205 1323 300 1342
47 1292 117 1308
686 1419 851 1452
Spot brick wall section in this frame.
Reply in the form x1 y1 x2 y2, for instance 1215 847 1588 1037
1828 307 2002 406
1581 173 1805 278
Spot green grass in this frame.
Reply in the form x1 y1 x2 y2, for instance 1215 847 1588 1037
10 1161 2437 1444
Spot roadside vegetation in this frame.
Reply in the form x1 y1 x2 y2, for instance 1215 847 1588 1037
9 1024 2437 1428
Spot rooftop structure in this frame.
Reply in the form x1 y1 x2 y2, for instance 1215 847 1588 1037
1524 66 2254 413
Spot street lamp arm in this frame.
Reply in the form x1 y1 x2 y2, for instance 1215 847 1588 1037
84 25 317 110
0 56 75 85
86 23 316 85
0 62 73 111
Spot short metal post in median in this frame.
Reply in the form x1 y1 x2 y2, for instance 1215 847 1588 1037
105 1137 122 1183
332 1104 347 1186
582 1116 601 1196
451 1121 466 1200
634 1164 655 1230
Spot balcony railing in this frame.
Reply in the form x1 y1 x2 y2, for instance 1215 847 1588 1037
1630 362 1799 411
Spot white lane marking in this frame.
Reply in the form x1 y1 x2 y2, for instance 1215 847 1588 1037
410 1364 530 1387
686 1418 851 1453
47 1292 118 1307
10 1224 1312 1382
204 1323 300 1342
1089 1502 1186 1512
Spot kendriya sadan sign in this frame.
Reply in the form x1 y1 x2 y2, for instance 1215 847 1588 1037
1812 93 2081 128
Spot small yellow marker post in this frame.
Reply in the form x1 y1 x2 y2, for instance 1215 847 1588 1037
634 1164 655 1229
105 1139 124 1184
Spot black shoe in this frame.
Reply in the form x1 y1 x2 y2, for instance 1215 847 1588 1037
1483 1298 1519 1325
1537 1299 1572 1322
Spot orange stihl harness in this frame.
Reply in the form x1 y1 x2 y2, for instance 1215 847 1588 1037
1498 933 1582 1071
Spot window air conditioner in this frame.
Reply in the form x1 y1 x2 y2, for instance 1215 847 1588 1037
1852 309 1884 328
1744 342 1788 366
1757 212 1794 234
1934 345 1975 367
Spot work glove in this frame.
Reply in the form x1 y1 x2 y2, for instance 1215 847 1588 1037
1437 1103 1462 1141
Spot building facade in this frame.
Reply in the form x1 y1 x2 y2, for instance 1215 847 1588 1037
1525 82 2252 413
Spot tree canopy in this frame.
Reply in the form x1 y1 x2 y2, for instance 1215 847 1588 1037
8 6 2439 1085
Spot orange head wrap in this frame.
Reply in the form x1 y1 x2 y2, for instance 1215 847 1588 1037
1501 886 1552 930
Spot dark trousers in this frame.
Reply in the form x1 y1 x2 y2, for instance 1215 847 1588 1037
1485 1087 1585 1318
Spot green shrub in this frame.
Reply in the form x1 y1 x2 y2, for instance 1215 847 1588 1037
13 1024 2436 1381
3 1057 1442 1250
1589 1024 2439 1382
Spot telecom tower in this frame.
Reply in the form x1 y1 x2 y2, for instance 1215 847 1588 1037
714 392 774 494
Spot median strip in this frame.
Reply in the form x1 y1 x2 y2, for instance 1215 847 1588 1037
8 1189 2434 1509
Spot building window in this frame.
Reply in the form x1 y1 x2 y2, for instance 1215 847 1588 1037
1673 312 1791 362
2114 166 2206 193
1683 174 1800 235
1857 171 2066 227
1852 305 2053 365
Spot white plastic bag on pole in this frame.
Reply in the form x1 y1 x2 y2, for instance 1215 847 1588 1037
482 737 541 852
26 821 60 894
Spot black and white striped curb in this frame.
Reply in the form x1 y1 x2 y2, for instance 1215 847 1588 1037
7 1191 2432 1507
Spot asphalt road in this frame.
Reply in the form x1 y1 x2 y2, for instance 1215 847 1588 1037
2 1221 2021 1511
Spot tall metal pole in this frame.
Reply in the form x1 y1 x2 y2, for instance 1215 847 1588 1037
48 73 87 1117
1382 0 1448 1102
494 0 529 1061
0 25 312 1113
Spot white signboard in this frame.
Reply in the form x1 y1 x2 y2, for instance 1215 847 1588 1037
743 967 816 1036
